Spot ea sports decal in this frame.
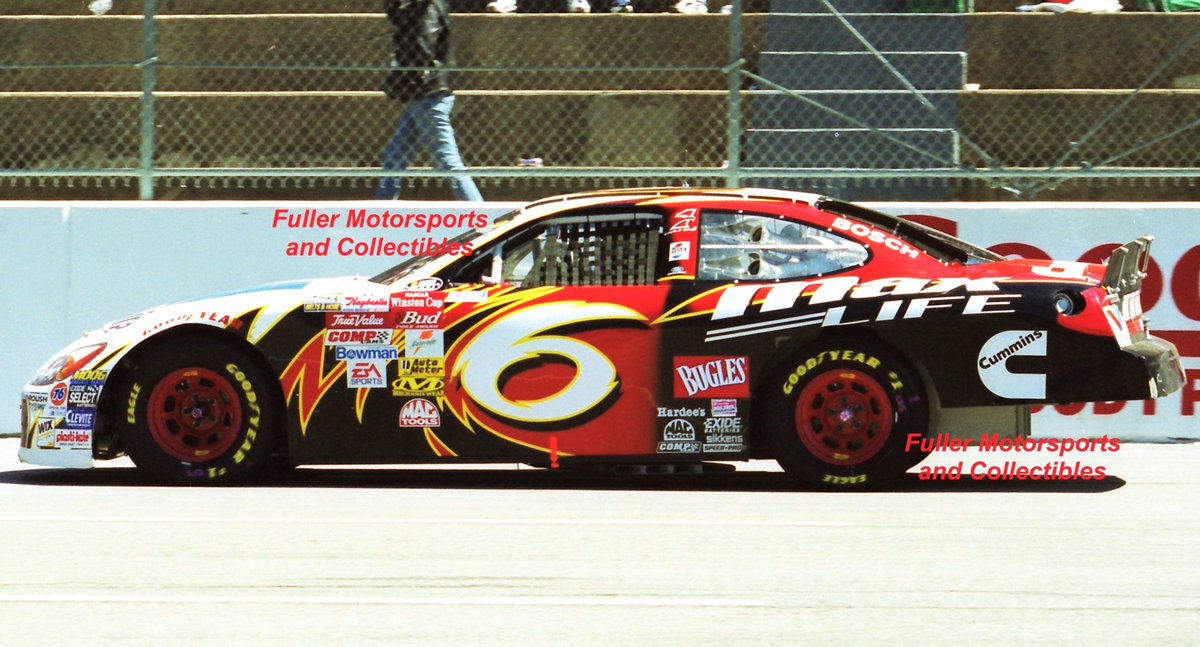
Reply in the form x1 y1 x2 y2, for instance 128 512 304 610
977 330 1047 399
673 356 749 398
399 398 441 428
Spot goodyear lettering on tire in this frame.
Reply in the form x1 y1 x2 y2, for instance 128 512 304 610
782 350 889 395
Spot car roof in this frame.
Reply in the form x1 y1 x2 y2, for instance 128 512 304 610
514 187 827 217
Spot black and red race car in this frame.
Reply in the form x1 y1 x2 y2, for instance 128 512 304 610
19 188 1185 487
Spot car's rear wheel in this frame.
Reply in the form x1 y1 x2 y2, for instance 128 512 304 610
114 339 281 484
764 340 929 488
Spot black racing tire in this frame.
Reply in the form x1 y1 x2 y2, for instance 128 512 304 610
112 339 281 484
763 339 929 489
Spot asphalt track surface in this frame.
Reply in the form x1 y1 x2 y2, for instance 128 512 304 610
0 437 1197 646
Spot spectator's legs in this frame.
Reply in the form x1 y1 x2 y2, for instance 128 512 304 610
377 101 422 200
416 93 483 202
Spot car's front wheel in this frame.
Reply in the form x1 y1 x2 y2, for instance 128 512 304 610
763 339 929 488
113 339 281 484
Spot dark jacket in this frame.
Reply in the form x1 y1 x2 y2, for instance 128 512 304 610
383 0 452 102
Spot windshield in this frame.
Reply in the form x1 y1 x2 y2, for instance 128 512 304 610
370 208 525 285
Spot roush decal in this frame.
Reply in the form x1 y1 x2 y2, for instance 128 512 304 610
673 356 749 398
977 330 1047 399
667 208 698 234
399 398 441 428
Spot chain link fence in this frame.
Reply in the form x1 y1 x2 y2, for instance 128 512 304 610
2 1 1199 200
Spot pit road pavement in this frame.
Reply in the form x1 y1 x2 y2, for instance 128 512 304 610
0 437 1197 645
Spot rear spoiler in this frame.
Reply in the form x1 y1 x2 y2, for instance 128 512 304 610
1101 236 1153 295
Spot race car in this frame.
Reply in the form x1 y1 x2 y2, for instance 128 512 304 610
18 188 1185 487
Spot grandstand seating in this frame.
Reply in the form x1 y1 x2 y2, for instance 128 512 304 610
1 2 1197 200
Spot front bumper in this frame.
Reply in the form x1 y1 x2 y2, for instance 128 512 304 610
17 386 94 469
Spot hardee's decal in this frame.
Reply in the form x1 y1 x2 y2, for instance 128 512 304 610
673 356 749 398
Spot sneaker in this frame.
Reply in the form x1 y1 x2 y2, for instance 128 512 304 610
568 0 592 12
610 0 633 11
672 0 707 13
486 0 517 13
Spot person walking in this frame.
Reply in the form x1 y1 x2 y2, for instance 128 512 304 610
377 0 483 201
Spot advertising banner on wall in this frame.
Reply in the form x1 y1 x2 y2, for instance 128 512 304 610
878 202 1199 441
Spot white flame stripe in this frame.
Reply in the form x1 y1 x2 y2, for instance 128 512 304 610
706 314 824 342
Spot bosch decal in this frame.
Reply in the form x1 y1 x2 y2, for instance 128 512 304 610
673 356 749 398
831 217 919 259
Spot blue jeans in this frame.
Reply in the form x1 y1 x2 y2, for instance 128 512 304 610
377 93 483 201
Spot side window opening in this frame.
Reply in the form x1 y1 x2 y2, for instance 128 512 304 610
522 214 662 287
698 210 868 281
447 212 663 287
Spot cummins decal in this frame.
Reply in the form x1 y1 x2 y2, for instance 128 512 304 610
977 330 1047 399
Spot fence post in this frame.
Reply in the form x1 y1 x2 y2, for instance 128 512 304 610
725 0 744 189
139 0 158 200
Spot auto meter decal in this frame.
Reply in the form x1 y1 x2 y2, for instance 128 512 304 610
438 286 667 457
672 356 749 398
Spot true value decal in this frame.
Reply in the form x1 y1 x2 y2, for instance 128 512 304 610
673 356 749 398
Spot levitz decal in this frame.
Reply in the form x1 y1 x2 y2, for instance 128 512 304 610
325 329 394 346
399 398 441 428
709 276 1018 341
977 330 1047 399
831 217 919 259
673 356 749 398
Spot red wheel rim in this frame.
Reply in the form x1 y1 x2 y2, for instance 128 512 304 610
794 369 893 466
146 367 243 462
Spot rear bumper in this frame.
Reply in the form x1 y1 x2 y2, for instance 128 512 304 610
1127 335 1186 399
